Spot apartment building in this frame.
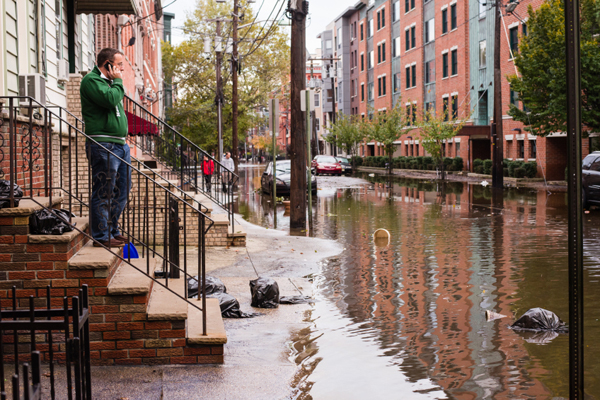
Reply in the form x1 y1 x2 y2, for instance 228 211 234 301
319 0 586 178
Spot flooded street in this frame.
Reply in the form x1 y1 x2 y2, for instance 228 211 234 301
236 164 600 399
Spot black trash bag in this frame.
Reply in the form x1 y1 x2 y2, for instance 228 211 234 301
29 209 75 235
279 295 314 304
0 180 23 209
250 277 280 308
187 276 227 299
510 307 568 333
212 293 259 318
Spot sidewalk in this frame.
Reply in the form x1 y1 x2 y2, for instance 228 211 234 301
35 216 343 400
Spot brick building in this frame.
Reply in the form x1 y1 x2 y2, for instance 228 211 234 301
318 0 586 179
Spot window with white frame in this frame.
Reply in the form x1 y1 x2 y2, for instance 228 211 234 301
425 18 435 43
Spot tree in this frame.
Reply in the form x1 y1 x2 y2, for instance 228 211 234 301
323 113 365 164
419 106 467 180
507 0 600 135
162 0 290 158
364 104 413 174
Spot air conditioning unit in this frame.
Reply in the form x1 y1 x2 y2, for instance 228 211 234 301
57 59 70 84
18 73 46 106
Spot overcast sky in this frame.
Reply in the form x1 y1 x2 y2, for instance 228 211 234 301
163 0 351 52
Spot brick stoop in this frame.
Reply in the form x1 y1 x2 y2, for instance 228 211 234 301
0 197 227 366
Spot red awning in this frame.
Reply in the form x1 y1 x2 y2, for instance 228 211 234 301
126 111 159 136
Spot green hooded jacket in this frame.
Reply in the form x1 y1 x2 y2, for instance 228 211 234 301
80 66 128 144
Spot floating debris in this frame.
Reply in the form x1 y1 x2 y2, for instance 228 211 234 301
485 310 507 321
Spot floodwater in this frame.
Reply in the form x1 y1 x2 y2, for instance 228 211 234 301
236 164 600 399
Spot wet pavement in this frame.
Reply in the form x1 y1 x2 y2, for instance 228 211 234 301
236 163 600 399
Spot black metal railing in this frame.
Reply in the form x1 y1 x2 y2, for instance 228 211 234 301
0 285 91 400
123 95 238 234
0 96 212 333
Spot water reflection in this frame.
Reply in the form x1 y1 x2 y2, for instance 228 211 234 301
236 164 600 399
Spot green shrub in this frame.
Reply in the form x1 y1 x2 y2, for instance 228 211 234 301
351 156 363 166
514 167 526 178
376 156 387 168
364 156 375 167
473 159 483 169
483 159 493 175
415 156 424 166
508 160 524 177
423 156 433 166
453 157 464 171
474 166 484 174
409 160 420 170
503 167 509 177
524 161 537 178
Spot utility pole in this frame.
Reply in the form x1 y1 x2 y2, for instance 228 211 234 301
565 0 584 394
232 0 240 174
216 20 224 163
330 62 337 157
289 0 308 229
491 0 503 188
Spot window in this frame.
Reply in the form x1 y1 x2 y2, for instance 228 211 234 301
393 2 400 22
406 67 411 89
316 118 320 131
392 37 399 57
479 40 486 68
530 140 536 158
411 64 416 87
456 142 460 156
338 28 342 47
518 140 525 159
411 26 416 48
450 4 457 30
405 29 410 51
406 105 412 125
378 44 382 63
361 53 365 71
377 11 381 30
451 49 458 75
368 83 374 101
510 89 519 107
382 42 386 62
326 39 332 49
411 0 415 10
443 97 449 121
368 19 373 37
442 9 448 33
314 93 320 107
509 27 519 54
394 73 401 92
361 83 365 101
443 53 449 77
412 103 417 124
405 0 409 12
479 0 486 18
522 23 527 36
369 51 374 69
382 76 387 95
425 101 435 117
360 24 364 40
451 95 458 119
425 18 435 43
55 0 63 60
381 8 385 28
378 77 382 96
425 61 434 84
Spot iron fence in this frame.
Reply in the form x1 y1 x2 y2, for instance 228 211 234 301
0 285 91 400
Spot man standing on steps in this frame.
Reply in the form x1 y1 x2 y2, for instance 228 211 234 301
221 152 235 193
202 154 215 192
80 48 130 248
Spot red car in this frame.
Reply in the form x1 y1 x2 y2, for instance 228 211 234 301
311 155 342 176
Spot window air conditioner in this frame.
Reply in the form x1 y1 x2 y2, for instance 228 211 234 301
57 59 70 84
18 73 46 107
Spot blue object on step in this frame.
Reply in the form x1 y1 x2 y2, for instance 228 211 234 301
123 242 139 259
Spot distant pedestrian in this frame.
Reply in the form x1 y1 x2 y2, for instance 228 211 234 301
80 48 130 248
221 152 234 193
202 154 214 192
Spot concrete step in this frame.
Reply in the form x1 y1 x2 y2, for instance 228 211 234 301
210 213 231 226
68 241 121 270
28 217 88 244
0 197 63 217
187 298 227 345
146 278 187 320
193 193 213 214
107 257 158 295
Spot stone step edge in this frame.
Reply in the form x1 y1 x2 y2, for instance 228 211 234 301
28 218 89 243
0 197 63 217
68 241 121 270
146 278 188 321
107 257 158 296
187 298 227 345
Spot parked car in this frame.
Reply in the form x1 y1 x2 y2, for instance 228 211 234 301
335 156 353 175
582 151 600 207
261 160 317 195
311 155 342 176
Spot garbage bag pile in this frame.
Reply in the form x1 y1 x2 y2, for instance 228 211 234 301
279 295 314 304
0 180 23 209
510 307 568 333
29 209 75 235
187 276 227 299
250 277 280 308
187 276 258 318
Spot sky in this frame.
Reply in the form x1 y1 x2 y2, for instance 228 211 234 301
163 0 351 52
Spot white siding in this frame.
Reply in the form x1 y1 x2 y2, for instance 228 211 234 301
4 0 19 96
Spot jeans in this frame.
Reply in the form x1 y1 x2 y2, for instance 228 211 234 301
203 174 212 192
86 141 131 242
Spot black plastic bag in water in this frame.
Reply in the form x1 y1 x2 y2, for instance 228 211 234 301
187 276 227 299
250 277 280 308
212 293 259 318
279 295 314 304
0 180 23 209
29 209 75 235
511 307 568 333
